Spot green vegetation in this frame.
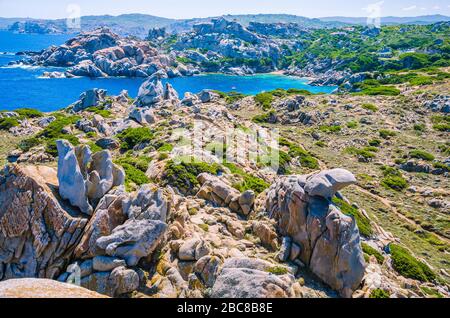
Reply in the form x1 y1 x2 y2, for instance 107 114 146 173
213 90 247 104
380 166 408 191
163 158 223 193
345 146 377 161
223 162 269 194
333 198 373 237
361 243 384 264
279 138 319 170
361 103 378 112
390 244 436 282
369 289 390 299
254 92 274 111
368 139 381 147
115 155 153 189
420 287 443 298
319 125 342 133
19 114 81 157
0 117 19 130
431 115 450 132
117 127 153 151
85 106 112 118
409 149 435 161
346 121 358 129
266 266 289 275
14 108 43 118
379 129 397 139
157 143 174 153
252 111 275 124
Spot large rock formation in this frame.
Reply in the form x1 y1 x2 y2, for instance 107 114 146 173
0 165 88 280
265 169 365 297
211 258 302 298
0 278 108 298
56 140 125 215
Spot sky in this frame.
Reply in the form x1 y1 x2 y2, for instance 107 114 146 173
1 0 450 19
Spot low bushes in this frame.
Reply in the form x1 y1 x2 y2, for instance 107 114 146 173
279 138 319 170
332 198 373 237
390 244 436 282
409 149 435 161
0 117 19 130
369 289 390 298
380 166 408 191
379 129 397 139
163 158 223 193
361 243 384 264
361 103 378 112
14 108 43 118
117 127 153 151
223 162 269 194
319 125 342 134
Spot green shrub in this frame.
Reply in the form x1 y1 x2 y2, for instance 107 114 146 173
252 111 275 124
345 147 376 160
381 175 408 191
319 125 342 133
223 162 269 194
370 289 390 299
362 243 384 264
390 244 435 282
0 117 19 130
361 103 378 112
279 138 319 170
214 91 247 104
254 92 274 110
409 76 434 86
163 159 222 193
157 143 174 153
431 115 450 132
368 139 381 147
347 121 358 129
14 108 43 118
85 106 112 118
45 135 80 157
117 127 153 151
413 124 426 131
379 129 397 139
116 155 152 173
420 287 443 298
18 137 41 152
433 162 449 172
333 198 373 237
119 163 150 188
409 149 435 161
267 266 289 275
360 86 401 96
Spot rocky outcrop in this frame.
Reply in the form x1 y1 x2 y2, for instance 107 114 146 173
0 278 108 298
134 76 181 108
265 169 365 297
56 140 125 215
211 258 302 298
0 165 88 280
96 219 167 267
423 95 450 113
72 89 107 112
196 173 255 216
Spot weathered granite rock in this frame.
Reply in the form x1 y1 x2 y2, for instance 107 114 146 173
304 168 357 199
0 278 107 298
96 219 167 266
178 238 211 261
56 141 93 214
125 185 170 222
129 107 156 125
211 258 302 298
57 141 125 215
0 165 87 280
134 77 164 107
93 256 126 272
74 188 128 259
197 173 255 215
96 138 120 150
72 88 107 112
266 170 365 297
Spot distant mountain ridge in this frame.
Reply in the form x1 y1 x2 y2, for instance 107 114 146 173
1 13 449 37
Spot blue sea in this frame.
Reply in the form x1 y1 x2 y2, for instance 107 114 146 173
0 31 336 112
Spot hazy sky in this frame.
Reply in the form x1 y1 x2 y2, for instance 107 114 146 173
1 0 450 19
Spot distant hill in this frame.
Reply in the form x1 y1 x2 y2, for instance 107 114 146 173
1 13 450 37
319 14 450 25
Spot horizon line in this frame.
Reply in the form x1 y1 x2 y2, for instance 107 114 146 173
1 12 449 21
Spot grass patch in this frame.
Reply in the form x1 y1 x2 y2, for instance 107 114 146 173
266 266 289 275
361 103 378 112
279 138 319 170
252 111 275 123
163 158 223 193
333 198 373 237
14 108 43 118
0 117 19 130
361 243 384 264
319 125 342 134
347 121 358 129
390 244 436 282
369 289 390 298
117 127 153 151
379 129 397 139
380 166 408 191
431 115 450 132
409 149 435 161
223 162 269 194
254 92 274 111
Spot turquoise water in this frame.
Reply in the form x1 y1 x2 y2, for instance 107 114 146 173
0 31 336 112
